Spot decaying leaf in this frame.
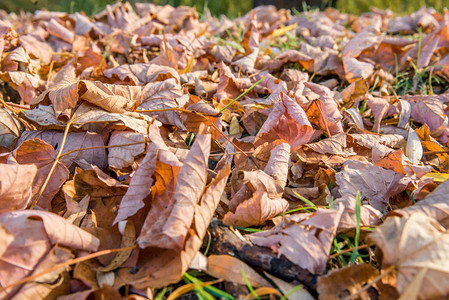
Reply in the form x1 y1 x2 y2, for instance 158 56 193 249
0 163 37 212
317 264 380 300
116 125 231 288
206 255 271 288
369 213 449 299
392 178 449 228
0 210 99 298
249 206 344 274
1 3 449 298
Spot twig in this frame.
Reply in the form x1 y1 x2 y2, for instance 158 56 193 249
423 150 449 155
29 112 86 209
328 243 375 260
59 140 150 158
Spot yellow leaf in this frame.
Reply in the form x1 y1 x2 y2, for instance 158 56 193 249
422 172 449 183
271 24 297 38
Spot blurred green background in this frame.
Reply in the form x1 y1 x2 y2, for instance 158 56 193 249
0 0 446 18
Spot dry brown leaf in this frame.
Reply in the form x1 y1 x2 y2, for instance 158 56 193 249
18 130 107 169
118 151 230 288
114 123 181 224
305 133 356 157
223 190 289 227
256 92 313 150
31 79 139 116
225 142 290 226
304 82 344 135
0 163 37 212
0 108 23 150
408 96 449 144
107 131 147 170
137 123 211 250
0 210 99 297
392 178 449 228
369 213 449 299
11 246 72 299
228 169 284 212
335 159 410 214
56 285 121 300
264 142 291 185
249 206 344 274
137 78 187 130
206 255 271 288
4 138 69 209
104 63 180 85
317 264 379 300
343 56 374 82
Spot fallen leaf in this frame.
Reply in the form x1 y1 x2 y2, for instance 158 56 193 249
392 178 449 228
249 206 344 274
0 210 99 297
107 131 147 170
0 108 24 150
5 138 69 209
369 213 449 299
114 123 181 224
118 149 230 288
317 264 380 300
0 163 37 212
223 190 288 227
256 92 313 150
206 255 271 288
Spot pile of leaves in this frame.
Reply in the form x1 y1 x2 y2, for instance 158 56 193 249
1 2 449 299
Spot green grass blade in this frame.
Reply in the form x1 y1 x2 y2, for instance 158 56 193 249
183 273 232 300
292 192 317 209
203 231 212 256
279 284 304 300
350 191 362 264
219 77 265 113
329 196 334 209
278 206 317 216
154 287 168 300
241 268 260 300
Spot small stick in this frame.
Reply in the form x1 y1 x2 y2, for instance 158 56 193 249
328 243 375 260
423 150 449 155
